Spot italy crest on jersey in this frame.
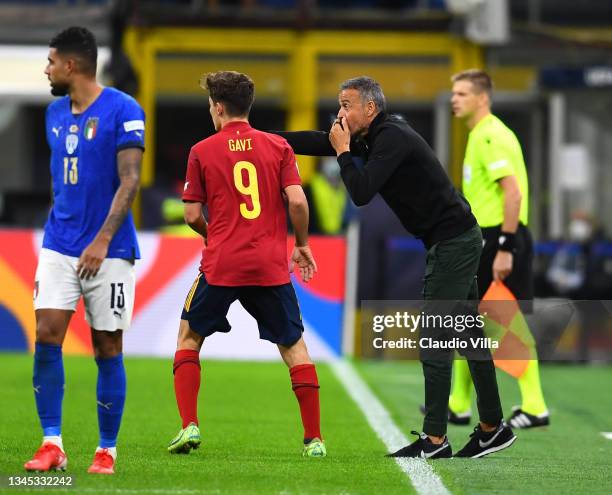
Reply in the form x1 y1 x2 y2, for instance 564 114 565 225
65 133 79 154
84 117 99 140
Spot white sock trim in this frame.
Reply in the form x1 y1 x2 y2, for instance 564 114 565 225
43 436 63 450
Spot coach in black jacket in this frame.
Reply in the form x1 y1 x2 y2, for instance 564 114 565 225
274 76 516 459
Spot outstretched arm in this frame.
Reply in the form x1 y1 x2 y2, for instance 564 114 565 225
77 147 142 279
271 130 335 156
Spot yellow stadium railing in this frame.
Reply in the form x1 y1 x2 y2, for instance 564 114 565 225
124 27 484 225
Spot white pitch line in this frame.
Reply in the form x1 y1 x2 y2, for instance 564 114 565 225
331 360 450 495
601 432 612 440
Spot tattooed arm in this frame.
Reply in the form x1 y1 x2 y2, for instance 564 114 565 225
76 148 142 279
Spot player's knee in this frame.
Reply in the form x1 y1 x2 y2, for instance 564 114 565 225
92 331 123 360
93 343 122 360
278 338 312 368
95 346 121 360
176 320 204 351
283 354 312 368
177 334 203 351
35 320 64 345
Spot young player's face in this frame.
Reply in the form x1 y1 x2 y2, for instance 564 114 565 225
451 80 481 119
337 89 372 136
44 48 71 97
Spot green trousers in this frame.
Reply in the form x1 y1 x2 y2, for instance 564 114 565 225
421 224 503 436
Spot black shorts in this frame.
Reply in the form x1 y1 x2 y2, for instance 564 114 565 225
479 224 534 304
180 273 304 347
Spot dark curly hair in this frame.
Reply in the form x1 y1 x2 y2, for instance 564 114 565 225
202 71 255 117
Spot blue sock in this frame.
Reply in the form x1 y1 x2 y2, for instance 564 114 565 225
33 343 64 437
96 354 126 449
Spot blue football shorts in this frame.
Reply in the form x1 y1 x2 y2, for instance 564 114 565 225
180 272 304 347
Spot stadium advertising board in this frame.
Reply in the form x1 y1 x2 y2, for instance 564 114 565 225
0 229 345 361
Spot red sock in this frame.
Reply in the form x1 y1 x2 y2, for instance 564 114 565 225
290 363 321 441
173 350 201 428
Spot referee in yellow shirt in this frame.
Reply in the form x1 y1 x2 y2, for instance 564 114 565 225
449 69 550 429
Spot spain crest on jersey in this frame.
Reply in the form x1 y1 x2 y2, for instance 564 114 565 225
84 117 99 140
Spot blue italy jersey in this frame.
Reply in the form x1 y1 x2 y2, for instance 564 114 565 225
43 87 144 259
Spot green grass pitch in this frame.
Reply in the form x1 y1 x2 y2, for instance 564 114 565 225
1 353 611 494
356 360 612 495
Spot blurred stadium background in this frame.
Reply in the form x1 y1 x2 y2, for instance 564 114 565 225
1 1 612 493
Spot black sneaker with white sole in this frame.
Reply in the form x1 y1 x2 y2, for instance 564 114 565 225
507 407 550 429
387 431 452 459
419 404 472 426
454 421 516 458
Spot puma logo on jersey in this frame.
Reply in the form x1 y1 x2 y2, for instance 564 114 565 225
228 138 253 152
52 126 62 137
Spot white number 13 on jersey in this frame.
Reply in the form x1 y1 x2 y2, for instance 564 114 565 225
63 157 78 185
233 161 261 219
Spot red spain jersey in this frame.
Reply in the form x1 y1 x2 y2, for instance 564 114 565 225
183 121 302 286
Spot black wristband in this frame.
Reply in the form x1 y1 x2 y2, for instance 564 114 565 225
497 232 516 253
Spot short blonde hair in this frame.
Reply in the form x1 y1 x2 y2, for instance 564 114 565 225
451 69 493 98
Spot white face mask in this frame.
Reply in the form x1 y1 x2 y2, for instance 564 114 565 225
568 220 592 242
